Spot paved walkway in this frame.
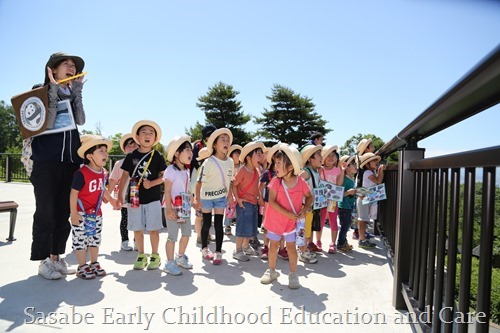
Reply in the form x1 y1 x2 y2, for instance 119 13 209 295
0 182 412 333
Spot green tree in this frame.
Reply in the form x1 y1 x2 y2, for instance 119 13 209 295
254 84 331 147
191 82 252 145
0 101 22 153
340 133 398 163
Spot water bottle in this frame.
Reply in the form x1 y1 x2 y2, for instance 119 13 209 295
129 177 140 208
296 218 306 246
173 195 185 223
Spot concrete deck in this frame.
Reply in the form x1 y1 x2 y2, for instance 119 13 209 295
0 182 412 333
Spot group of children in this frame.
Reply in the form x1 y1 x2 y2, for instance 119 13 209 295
32 52 385 287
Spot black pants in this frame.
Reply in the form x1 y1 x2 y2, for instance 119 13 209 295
30 161 79 260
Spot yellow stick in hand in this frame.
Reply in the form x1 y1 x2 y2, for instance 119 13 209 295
57 72 88 84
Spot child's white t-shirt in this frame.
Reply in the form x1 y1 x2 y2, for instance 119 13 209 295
162 165 190 202
197 156 234 200
362 170 376 188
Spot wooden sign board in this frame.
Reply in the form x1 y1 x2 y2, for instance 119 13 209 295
11 86 49 139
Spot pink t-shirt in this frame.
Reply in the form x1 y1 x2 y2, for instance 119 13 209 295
263 177 311 236
321 166 341 184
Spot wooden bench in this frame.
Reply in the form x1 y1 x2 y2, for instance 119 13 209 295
0 201 18 241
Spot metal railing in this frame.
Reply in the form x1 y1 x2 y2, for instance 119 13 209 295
0 154 125 182
377 44 500 333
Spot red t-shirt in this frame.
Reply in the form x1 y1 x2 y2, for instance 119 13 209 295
233 166 260 204
71 165 107 215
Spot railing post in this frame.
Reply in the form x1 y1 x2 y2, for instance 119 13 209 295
5 155 11 183
392 145 425 309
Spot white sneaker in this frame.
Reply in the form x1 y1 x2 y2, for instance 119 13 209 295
260 269 280 284
52 258 76 274
38 258 63 280
121 241 133 251
243 246 258 256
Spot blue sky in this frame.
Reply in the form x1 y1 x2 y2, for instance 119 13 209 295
1 0 499 157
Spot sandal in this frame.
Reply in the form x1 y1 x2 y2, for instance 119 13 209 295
90 261 106 277
77 264 96 280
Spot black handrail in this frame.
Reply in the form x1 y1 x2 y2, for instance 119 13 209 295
378 44 500 157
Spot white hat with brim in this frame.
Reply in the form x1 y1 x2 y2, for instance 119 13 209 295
267 142 285 164
279 144 303 175
166 135 191 163
228 144 243 157
77 135 113 159
357 138 372 155
359 152 381 169
340 155 356 166
205 128 233 153
119 133 134 153
321 145 339 161
300 144 323 165
132 120 162 147
196 147 211 161
239 142 266 163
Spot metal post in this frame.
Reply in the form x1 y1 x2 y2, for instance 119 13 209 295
392 145 425 309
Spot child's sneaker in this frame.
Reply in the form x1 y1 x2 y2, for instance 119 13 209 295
277 247 289 260
201 247 214 260
163 261 182 276
147 253 161 270
224 226 232 236
250 237 262 250
77 264 96 280
260 269 280 284
52 257 76 275
299 251 318 264
90 262 106 277
233 250 250 262
352 230 360 240
213 252 223 265
328 243 337 254
121 240 133 251
307 242 321 253
38 258 62 280
260 246 269 260
359 239 376 248
338 243 353 253
176 254 193 269
133 253 148 270
288 272 300 289
243 246 258 256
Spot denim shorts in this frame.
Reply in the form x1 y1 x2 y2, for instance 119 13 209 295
235 202 258 238
267 230 296 243
201 197 227 210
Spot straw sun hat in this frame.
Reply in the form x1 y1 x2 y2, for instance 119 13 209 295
358 152 381 169
132 120 162 146
357 138 372 155
205 128 233 153
239 142 266 163
77 135 112 159
267 143 303 175
321 145 339 161
300 144 323 165
119 133 134 153
166 135 191 163
196 147 211 161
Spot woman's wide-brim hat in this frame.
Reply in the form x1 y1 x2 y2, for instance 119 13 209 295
77 135 112 159
205 128 233 153
44 52 85 85
300 144 323 165
196 147 211 161
321 145 339 161
359 152 381 168
228 144 243 157
357 138 372 155
239 141 266 163
166 135 191 163
132 120 162 146
119 133 134 153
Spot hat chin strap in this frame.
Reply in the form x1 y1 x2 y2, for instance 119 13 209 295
279 169 293 179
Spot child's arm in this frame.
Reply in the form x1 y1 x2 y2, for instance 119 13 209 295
299 169 309 180
194 181 202 211
103 190 119 210
232 178 244 208
163 179 177 221
299 191 314 218
117 170 130 207
268 189 296 220
69 189 81 226
142 171 164 189
368 166 385 185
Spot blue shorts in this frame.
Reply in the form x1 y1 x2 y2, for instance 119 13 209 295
201 197 227 211
267 230 296 243
235 202 258 238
